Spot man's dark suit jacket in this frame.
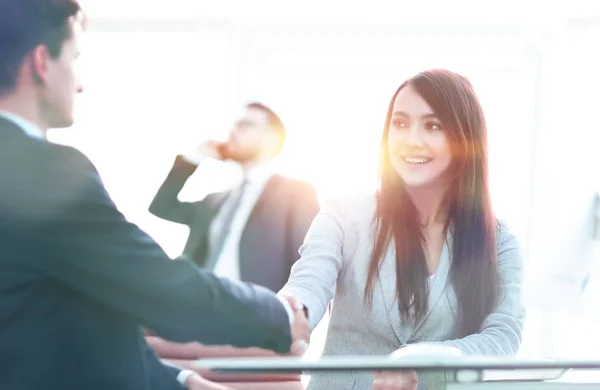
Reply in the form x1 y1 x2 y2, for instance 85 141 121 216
0 117 293 390
149 156 320 292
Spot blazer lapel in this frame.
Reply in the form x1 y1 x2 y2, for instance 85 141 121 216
410 234 453 336
376 233 453 344
376 244 408 345
240 175 281 235
183 192 227 265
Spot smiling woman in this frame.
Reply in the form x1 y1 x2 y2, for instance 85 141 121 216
279 69 526 390
370 69 500 338
387 85 453 191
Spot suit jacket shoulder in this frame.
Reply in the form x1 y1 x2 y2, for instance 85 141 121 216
1 128 98 228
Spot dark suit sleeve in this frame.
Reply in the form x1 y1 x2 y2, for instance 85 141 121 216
286 181 320 270
149 155 202 225
160 362 182 382
18 146 293 353
143 341 185 389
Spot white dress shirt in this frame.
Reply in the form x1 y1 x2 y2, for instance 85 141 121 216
182 153 275 281
209 163 275 281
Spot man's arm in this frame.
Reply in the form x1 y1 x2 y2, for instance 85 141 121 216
146 345 231 390
17 144 293 353
149 155 201 225
150 141 224 225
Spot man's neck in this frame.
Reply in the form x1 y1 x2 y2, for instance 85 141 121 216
0 93 47 132
240 156 272 173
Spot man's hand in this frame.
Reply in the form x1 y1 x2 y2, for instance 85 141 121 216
184 140 227 164
197 140 227 160
184 373 233 390
278 292 310 356
372 370 418 390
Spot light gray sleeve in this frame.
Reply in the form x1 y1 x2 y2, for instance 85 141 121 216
422 223 526 356
279 199 346 330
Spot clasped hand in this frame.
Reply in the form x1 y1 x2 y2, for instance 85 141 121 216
278 292 310 356
186 293 310 389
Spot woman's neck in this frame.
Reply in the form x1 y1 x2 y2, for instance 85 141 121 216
406 184 448 226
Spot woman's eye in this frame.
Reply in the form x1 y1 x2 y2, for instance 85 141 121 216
391 119 407 128
427 122 443 131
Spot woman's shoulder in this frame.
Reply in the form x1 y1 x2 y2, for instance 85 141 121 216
320 192 377 224
494 219 523 264
495 219 518 245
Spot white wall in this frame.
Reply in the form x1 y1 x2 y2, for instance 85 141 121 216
49 27 239 256
525 19 600 357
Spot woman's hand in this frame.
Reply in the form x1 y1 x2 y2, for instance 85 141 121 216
277 292 310 356
373 370 418 390
373 343 462 389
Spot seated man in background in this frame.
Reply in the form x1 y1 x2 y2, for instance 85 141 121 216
0 1 308 389
150 102 319 292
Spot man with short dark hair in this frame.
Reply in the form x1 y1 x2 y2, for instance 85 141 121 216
150 102 319 292
0 1 308 389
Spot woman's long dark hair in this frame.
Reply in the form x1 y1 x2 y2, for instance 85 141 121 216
364 69 500 338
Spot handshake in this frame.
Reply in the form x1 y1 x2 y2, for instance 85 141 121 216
279 292 311 357
181 293 310 390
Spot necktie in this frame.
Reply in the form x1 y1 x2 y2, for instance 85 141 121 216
205 180 248 270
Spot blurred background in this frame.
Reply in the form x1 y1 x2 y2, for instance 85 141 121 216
51 0 600 362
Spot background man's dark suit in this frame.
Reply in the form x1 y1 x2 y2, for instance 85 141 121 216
149 156 320 292
0 118 293 390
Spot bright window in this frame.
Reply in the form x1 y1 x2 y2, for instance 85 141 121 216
49 30 236 256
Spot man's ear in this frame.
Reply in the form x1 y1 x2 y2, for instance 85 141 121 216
30 45 52 85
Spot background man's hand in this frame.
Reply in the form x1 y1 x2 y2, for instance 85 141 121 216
196 140 227 160
183 140 227 164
